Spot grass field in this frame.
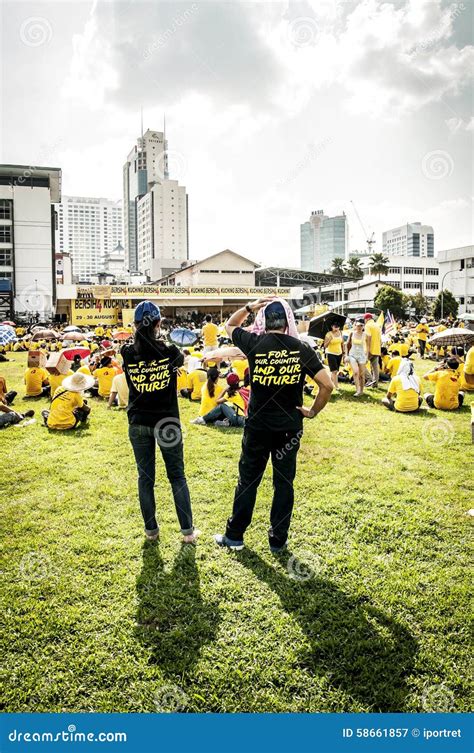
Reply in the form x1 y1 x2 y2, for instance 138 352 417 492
1 351 472 713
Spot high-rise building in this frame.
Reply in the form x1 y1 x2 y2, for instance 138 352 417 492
0 164 61 319
300 210 347 272
56 196 122 282
382 222 434 258
123 129 169 273
123 127 188 280
137 180 188 280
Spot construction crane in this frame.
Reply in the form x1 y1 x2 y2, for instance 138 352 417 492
350 200 375 255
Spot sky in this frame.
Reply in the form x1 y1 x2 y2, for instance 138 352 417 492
1 0 473 267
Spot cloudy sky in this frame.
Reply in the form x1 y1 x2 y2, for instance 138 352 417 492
2 0 473 266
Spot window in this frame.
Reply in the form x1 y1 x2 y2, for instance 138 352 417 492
426 268 438 275
0 249 13 265
0 199 12 219
404 281 422 289
388 267 401 274
0 227 12 243
403 267 423 275
426 282 439 290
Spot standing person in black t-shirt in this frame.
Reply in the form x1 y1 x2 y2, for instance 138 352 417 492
122 301 197 544
214 298 334 553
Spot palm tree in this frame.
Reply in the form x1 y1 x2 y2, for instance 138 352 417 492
330 257 346 276
369 253 389 281
346 257 364 280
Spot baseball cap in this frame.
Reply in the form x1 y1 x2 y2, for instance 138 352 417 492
364 313 373 320
134 301 161 323
227 373 240 386
264 301 287 321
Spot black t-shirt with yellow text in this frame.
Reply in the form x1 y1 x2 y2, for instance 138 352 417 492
121 342 184 427
232 328 324 431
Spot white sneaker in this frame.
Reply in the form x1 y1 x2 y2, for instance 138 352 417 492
190 416 206 425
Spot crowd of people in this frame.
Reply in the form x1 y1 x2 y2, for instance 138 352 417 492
1 301 472 549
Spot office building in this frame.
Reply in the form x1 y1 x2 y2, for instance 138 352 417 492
382 222 434 257
0 164 61 318
56 196 122 282
300 210 348 272
137 180 188 280
437 245 474 314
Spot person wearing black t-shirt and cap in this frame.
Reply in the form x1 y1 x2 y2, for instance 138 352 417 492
214 297 334 553
122 301 197 544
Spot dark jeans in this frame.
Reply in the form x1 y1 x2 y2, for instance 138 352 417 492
128 423 193 535
0 412 22 429
226 427 301 548
419 340 426 357
203 403 245 427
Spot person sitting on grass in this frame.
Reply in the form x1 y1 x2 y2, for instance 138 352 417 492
24 363 50 398
70 354 83 372
459 345 474 392
48 368 73 398
381 358 422 413
0 404 35 429
0 374 17 405
423 358 464 410
194 366 221 418
107 371 129 409
42 372 93 430
192 372 247 427
386 349 402 379
90 356 118 399
185 359 207 401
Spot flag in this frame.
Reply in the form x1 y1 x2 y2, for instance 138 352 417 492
376 311 384 328
385 310 396 335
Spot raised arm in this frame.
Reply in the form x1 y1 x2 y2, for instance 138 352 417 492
225 297 275 339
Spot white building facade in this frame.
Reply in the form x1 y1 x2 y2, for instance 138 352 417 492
0 164 61 318
382 222 434 258
56 196 122 282
137 180 188 280
436 245 474 314
319 255 440 309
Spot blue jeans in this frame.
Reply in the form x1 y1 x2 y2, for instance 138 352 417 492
203 403 245 427
128 423 193 535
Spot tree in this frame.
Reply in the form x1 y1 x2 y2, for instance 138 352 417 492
369 253 389 281
433 289 458 319
374 285 408 320
331 257 346 276
407 291 431 317
345 257 364 280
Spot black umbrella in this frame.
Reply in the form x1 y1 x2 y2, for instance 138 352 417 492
308 311 346 340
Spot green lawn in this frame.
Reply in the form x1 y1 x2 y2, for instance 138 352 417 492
1 352 472 713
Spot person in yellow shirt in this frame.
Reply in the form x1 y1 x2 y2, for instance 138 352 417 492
108 372 129 408
424 358 464 410
43 371 93 430
177 367 188 396
201 315 219 353
382 359 422 412
386 351 402 378
379 347 391 382
48 369 73 396
364 313 382 387
94 325 105 337
323 323 343 389
91 356 118 398
459 345 474 391
230 356 249 382
186 364 207 400
192 372 245 427
24 366 50 397
415 318 430 357
197 367 221 416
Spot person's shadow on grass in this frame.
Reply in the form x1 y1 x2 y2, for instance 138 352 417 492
135 543 220 681
238 548 418 712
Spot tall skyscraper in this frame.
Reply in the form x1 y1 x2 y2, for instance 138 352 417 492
300 210 348 272
123 129 169 273
123 126 188 279
56 196 122 282
382 222 434 257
